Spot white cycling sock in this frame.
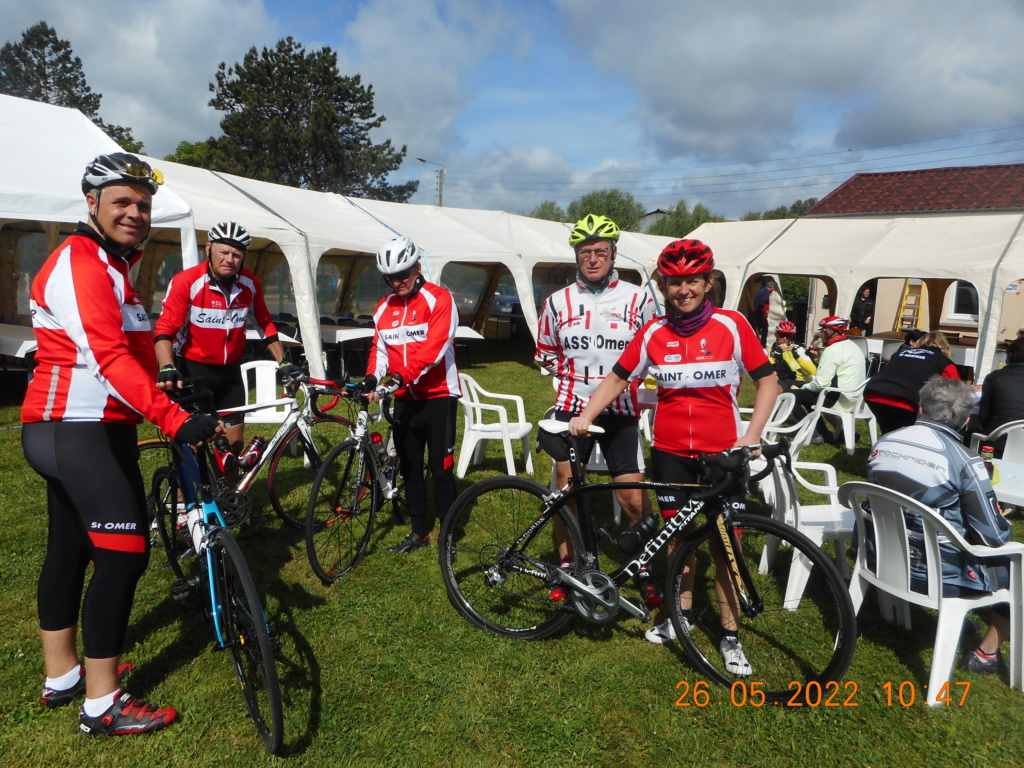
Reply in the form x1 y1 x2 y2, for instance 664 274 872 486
82 688 120 717
45 663 82 691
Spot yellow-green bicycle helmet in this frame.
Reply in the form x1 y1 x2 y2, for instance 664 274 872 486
568 214 621 248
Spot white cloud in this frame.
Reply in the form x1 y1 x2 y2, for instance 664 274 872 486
1 0 280 156
555 0 1024 161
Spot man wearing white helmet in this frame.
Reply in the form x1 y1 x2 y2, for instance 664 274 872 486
154 222 294 471
364 236 461 553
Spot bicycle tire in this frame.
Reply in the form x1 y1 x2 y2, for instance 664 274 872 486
150 465 199 583
438 475 585 640
305 439 378 583
139 437 175 530
267 415 352 528
208 527 284 754
667 513 856 701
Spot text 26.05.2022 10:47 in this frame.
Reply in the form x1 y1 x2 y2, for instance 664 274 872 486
674 680 972 707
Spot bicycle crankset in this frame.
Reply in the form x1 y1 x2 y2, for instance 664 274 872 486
215 490 250 526
569 570 620 624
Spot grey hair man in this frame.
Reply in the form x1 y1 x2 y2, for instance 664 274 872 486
868 376 1012 677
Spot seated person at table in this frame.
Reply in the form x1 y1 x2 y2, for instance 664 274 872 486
765 320 815 392
792 316 866 445
868 376 1012 677
976 337 1024 455
864 331 959 435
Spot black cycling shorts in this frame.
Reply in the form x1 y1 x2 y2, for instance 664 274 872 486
180 357 246 426
541 410 644 476
650 446 747 520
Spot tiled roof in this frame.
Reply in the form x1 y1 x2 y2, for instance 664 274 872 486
806 164 1024 215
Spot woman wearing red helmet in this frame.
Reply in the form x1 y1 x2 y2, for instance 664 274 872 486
569 238 779 674
766 319 816 391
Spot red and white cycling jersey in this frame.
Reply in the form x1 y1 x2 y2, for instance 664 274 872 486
22 228 189 434
154 262 278 366
535 275 655 416
613 309 773 456
367 281 461 400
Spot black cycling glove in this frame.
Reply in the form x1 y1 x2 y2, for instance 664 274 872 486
360 374 378 394
174 414 219 445
158 364 182 387
278 362 301 381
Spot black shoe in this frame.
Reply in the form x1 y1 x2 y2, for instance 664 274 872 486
962 648 1009 677
79 692 177 736
42 663 133 709
637 575 664 608
387 533 429 554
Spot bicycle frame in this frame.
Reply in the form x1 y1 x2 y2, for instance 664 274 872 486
345 395 401 502
170 441 237 647
529 450 764 623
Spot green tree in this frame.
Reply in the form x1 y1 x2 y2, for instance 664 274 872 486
646 200 725 238
743 197 818 220
524 200 566 222
205 37 416 201
566 189 646 231
0 21 143 152
164 140 215 167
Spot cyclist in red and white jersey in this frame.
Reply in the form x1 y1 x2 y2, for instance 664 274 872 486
570 239 779 674
535 214 660 605
22 153 220 736
154 222 295 470
364 236 461 553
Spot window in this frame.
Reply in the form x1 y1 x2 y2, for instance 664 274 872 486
949 280 979 321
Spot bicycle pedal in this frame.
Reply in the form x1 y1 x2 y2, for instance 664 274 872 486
171 577 199 602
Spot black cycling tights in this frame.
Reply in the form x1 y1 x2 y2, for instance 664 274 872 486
392 397 458 538
23 421 150 659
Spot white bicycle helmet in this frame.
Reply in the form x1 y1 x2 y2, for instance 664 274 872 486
81 152 163 195
376 236 420 275
208 221 252 250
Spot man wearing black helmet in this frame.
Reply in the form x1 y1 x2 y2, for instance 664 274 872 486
22 153 221 736
155 221 294 471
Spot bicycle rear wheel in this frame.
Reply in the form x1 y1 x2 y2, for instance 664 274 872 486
267 415 351 528
208 527 284 754
438 475 584 640
150 465 198 582
305 439 378 583
667 513 856 701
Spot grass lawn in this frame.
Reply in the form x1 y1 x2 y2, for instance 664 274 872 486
2 342 1023 767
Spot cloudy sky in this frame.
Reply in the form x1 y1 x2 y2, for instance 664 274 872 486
5 0 1024 218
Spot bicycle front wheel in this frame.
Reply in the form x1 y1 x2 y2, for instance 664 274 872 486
667 513 856 701
305 439 378 583
438 475 584 640
209 527 284 754
267 415 351 528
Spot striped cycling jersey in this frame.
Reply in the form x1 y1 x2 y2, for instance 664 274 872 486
613 309 773 457
366 281 461 400
535 276 655 416
21 227 190 435
154 262 278 366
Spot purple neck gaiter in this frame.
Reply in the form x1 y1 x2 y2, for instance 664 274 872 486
666 298 715 337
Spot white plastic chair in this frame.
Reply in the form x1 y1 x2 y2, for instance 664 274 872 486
839 481 1024 705
456 373 533 478
239 360 289 425
760 459 854 607
969 419 1024 460
812 383 878 456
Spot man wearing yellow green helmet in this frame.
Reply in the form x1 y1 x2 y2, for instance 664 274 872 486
535 214 662 606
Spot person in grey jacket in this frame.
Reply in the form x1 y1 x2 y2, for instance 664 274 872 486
868 376 1012 676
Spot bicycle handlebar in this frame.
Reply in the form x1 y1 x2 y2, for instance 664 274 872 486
689 438 791 503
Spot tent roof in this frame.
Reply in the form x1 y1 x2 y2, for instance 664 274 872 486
0 95 191 228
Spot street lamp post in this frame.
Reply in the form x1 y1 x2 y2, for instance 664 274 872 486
416 157 445 207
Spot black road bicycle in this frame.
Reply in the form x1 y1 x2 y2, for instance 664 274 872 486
149 384 284 753
437 419 857 701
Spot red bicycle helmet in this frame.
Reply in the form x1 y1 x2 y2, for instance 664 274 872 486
818 316 849 333
776 320 796 335
656 239 715 276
